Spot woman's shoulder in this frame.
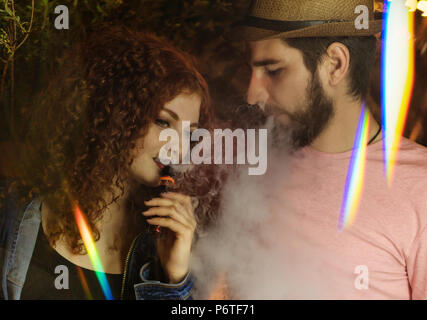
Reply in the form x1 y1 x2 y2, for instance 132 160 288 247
0 179 41 245
0 179 21 252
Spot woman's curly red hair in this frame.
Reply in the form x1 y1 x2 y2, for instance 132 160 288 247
13 26 213 254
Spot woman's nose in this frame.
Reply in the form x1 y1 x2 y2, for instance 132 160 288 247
158 132 180 164
178 124 192 163
157 123 192 164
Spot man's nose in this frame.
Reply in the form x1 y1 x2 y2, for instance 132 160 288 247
246 72 268 110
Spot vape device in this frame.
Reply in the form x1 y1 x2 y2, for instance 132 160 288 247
148 167 175 236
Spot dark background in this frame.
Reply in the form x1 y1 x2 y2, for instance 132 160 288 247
0 0 426 177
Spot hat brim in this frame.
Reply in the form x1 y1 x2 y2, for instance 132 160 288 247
231 20 383 42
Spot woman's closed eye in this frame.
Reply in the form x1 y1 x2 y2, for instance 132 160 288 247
155 119 170 128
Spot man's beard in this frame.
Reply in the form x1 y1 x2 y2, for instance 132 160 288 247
269 71 335 150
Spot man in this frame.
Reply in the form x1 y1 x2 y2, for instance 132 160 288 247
235 0 427 299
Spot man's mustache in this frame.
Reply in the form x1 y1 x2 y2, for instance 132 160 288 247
264 104 299 123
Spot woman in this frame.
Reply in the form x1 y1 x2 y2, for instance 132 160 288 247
0 26 213 300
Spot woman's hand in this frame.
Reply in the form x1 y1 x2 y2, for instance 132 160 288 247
143 192 196 284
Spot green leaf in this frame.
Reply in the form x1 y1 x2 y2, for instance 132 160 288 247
96 3 105 14
4 2 12 16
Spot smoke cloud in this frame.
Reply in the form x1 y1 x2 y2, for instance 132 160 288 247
189 118 328 299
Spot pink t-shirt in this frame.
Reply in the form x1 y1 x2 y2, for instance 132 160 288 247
269 138 427 299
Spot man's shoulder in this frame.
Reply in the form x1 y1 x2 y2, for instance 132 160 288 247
392 138 427 204
400 137 427 154
396 138 427 172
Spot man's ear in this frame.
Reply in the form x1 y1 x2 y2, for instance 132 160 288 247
323 42 350 87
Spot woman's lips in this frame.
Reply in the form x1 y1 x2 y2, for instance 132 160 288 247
154 159 165 170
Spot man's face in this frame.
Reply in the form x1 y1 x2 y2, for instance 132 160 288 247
247 38 334 148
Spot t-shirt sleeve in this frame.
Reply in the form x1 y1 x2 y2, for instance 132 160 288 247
407 225 427 300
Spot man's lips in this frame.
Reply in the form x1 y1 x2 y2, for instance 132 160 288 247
153 159 165 169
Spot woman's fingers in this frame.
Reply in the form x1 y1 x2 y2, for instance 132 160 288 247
145 193 196 223
145 193 198 285
146 197 187 218
145 197 175 208
146 217 191 238
160 192 193 211
144 199 193 226
143 206 193 229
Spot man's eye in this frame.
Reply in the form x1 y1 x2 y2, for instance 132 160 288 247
155 119 170 128
266 68 282 77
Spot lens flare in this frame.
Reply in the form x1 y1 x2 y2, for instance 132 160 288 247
417 1 427 16
209 272 229 299
381 0 415 185
74 205 114 300
338 104 370 230
76 266 94 300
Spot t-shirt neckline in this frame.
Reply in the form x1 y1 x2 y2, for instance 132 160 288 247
302 138 384 160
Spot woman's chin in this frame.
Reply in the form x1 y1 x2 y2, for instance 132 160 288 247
141 177 160 188
130 172 160 188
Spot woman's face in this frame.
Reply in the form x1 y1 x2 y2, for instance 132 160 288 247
129 92 201 186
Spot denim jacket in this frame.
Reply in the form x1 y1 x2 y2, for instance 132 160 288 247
0 181 194 300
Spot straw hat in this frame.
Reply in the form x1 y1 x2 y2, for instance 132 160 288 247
234 0 383 41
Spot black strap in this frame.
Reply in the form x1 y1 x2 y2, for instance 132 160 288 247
241 16 345 33
368 126 382 145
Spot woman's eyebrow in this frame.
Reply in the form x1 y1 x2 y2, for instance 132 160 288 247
162 108 198 127
162 108 179 120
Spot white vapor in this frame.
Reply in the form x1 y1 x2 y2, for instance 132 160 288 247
190 120 327 299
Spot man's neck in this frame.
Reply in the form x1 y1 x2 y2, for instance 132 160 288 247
310 97 382 153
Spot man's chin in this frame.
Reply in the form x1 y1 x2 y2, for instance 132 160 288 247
270 119 293 150
270 120 314 151
275 113 292 126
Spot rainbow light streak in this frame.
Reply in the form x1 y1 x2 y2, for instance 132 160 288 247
74 205 113 300
76 266 94 300
381 0 415 186
338 105 370 230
